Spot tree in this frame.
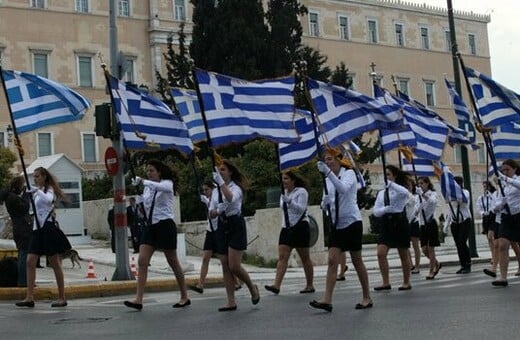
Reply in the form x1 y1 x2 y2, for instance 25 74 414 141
0 148 16 190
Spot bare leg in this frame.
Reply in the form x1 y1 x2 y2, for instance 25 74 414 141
271 245 291 290
218 254 236 308
133 244 154 304
23 253 38 302
397 248 411 287
316 247 341 304
426 246 438 276
497 238 510 281
197 250 213 288
227 248 257 300
510 242 520 274
376 244 390 286
47 254 66 303
295 247 314 290
337 252 346 279
350 250 371 305
411 237 421 270
487 230 497 269
164 249 188 303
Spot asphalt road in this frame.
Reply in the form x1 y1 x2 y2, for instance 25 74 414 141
1 262 519 340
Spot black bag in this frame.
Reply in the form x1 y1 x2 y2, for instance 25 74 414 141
0 257 18 287
218 213 231 234
370 214 384 234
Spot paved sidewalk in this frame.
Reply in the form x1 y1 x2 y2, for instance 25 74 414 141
0 235 502 301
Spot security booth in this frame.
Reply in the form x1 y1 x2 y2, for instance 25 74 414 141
26 153 84 236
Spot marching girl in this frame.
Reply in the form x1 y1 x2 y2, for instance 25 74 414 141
373 165 413 291
405 180 421 275
479 181 500 277
16 167 71 308
124 159 189 310
416 176 441 280
264 170 315 295
310 148 372 312
490 159 520 286
212 159 260 311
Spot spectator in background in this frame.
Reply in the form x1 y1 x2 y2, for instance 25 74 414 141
108 206 115 253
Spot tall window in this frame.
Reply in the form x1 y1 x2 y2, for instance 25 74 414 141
338 15 349 40
398 78 409 95
0 132 6 148
119 0 130 17
420 26 430 49
395 23 404 47
174 0 185 21
468 34 476 55
33 53 48 78
77 55 93 87
477 142 486 164
82 133 97 162
75 0 89 12
368 19 378 43
454 145 462 163
37 132 52 157
424 81 436 106
31 0 45 8
124 58 135 84
444 30 451 51
309 12 319 37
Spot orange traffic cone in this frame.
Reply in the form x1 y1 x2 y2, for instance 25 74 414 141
130 256 138 279
85 258 97 279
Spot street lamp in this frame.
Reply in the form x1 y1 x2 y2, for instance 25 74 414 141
6 124 13 144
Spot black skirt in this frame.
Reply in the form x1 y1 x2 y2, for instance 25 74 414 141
140 219 178 250
377 212 410 249
278 220 311 249
27 221 71 256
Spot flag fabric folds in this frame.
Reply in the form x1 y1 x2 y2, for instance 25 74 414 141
278 109 317 171
107 74 193 155
464 66 520 127
402 158 435 177
491 122 520 160
437 161 468 203
194 69 299 147
444 78 476 144
306 78 403 148
1 69 90 133
374 85 448 160
170 88 206 144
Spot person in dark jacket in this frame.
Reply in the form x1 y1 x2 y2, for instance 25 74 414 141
0 176 33 287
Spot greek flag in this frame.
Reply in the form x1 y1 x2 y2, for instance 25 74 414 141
194 69 299 147
1 69 90 133
375 85 448 160
491 122 520 160
464 66 520 127
445 78 476 143
170 88 206 144
402 158 435 177
278 109 317 171
107 74 193 155
398 91 476 149
437 161 468 203
307 78 403 148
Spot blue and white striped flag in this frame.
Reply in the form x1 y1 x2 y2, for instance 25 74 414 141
464 66 520 127
375 85 448 160
402 158 435 177
1 69 90 133
444 78 476 143
194 69 299 147
108 74 193 155
491 122 520 160
170 88 206 144
278 109 317 171
437 161 468 203
307 78 403 148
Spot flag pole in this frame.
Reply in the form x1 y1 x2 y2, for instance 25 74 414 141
0 66 41 230
447 0 478 256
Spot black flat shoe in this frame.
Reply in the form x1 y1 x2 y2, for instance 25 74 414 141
218 305 237 312
492 280 508 287
398 285 412 291
15 301 35 308
309 300 332 312
173 299 191 308
336 276 346 281
234 284 242 291
433 262 442 276
124 300 143 311
264 285 280 295
51 301 67 308
251 285 260 305
299 288 315 294
483 269 497 278
374 285 391 291
355 301 373 310
189 285 204 294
